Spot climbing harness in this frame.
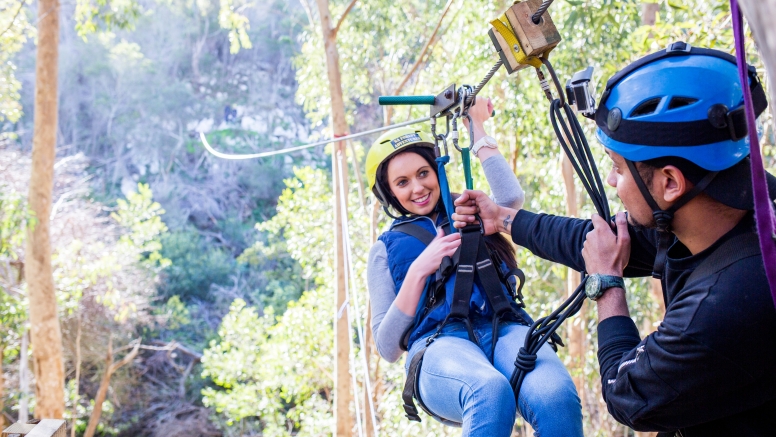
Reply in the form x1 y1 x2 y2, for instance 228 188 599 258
730 0 776 304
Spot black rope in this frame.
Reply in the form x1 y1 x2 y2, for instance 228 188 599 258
510 59 610 402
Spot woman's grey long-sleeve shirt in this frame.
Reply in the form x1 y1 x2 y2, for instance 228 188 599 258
367 155 524 362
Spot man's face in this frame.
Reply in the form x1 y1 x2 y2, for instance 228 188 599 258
605 150 656 229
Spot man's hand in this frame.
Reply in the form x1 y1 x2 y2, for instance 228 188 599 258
582 212 631 276
452 190 516 235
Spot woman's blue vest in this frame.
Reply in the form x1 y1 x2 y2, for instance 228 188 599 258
379 214 530 350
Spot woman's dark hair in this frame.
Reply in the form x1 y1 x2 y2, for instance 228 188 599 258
373 147 518 269
373 146 438 216
484 233 518 271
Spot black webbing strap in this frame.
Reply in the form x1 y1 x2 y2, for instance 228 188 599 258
392 222 436 245
450 225 480 317
475 236 515 316
402 347 427 422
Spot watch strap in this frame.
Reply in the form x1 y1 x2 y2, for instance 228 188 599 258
471 135 497 156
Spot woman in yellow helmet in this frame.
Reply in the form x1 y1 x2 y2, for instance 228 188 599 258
366 97 583 436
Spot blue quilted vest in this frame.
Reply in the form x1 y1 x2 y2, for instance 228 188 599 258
379 214 530 350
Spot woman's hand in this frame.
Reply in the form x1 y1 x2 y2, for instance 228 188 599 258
407 227 461 279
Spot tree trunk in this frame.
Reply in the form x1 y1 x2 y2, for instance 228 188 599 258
313 0 354 435
738 0 776 107
561 154 585 401
0 346 4 430
70 315 82 437
25 0 65 419
19 330 30 422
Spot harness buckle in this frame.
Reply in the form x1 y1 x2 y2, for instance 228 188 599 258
725 105 748 141
476 259 492 270
457 264 474 274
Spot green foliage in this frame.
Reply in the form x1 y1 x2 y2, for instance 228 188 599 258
256 167 334 287
0 0 33 123
74 0 143 37
218 0 252 53
112 183 170 268
237 239 304 313
54 182 169 319
0 185 28 259
202 289 333 435
159 231 235 302
154 295 192 329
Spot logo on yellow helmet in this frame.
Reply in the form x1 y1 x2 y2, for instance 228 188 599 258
390 133 422 149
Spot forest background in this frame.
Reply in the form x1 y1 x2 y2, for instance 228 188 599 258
0 0 774 436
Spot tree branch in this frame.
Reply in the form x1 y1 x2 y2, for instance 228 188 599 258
393 0 455 96
333 0 358 37
83 339 141 437
0 1 24 40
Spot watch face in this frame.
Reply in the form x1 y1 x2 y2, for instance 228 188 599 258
585 274 601 299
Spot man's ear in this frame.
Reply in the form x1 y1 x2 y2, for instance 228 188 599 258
658 165 688 204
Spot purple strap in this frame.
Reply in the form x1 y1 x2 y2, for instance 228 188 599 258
731 0 776 307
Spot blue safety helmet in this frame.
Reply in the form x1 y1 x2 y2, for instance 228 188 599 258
591 42 771 280
594 42 767 171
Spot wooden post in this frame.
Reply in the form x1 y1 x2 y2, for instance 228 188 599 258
313 0 354 435
25 0 65 419
2 420 66 437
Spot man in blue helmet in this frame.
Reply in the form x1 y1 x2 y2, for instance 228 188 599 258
452 42 776 436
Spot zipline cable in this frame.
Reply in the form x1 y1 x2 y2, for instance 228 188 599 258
532 0 555 24
199 116 432 160
466 60 503 105
337 153 381 437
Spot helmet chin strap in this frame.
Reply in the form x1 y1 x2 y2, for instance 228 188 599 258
624 160 718 279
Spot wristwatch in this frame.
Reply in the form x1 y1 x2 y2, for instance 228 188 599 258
471 135 497 156
584 274 625 301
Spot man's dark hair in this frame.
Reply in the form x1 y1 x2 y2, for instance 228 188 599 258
636 156 710 191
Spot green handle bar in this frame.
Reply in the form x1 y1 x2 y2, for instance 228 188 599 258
378 95 436 105
461 147 474 190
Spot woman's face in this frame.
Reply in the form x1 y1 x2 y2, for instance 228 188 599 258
385 151 440 216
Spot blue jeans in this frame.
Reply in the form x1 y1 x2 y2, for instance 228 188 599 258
407 319 583 437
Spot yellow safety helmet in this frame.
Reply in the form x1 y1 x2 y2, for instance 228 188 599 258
365 126 436 196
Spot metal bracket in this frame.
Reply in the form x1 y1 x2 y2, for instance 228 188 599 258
431 84 457 117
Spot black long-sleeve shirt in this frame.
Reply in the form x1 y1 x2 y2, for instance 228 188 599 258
510 209 776 436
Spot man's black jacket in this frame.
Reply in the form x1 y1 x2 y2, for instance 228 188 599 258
510 210 776 436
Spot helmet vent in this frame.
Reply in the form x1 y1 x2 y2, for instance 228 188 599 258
630 98 663 117
667 96 698 110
